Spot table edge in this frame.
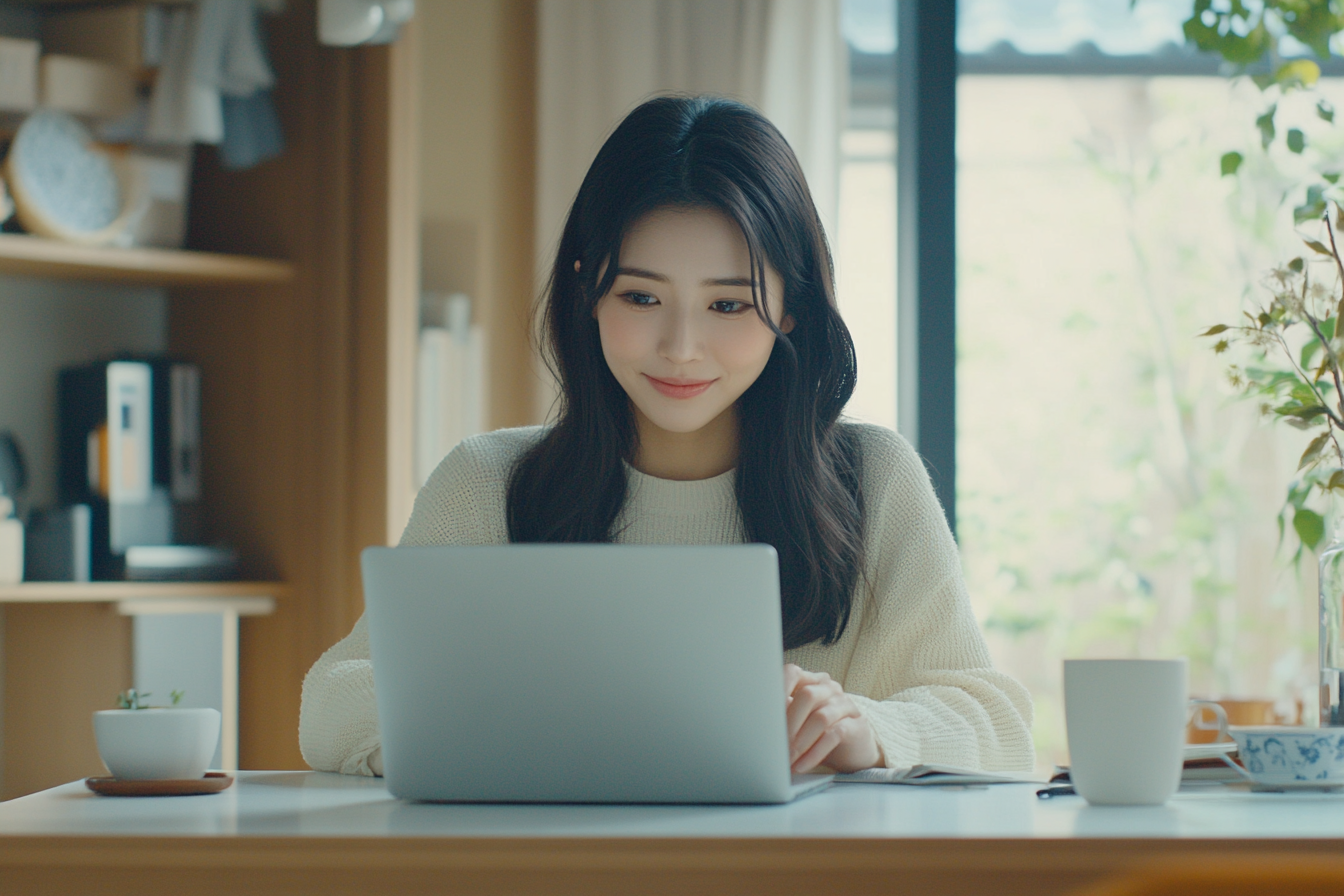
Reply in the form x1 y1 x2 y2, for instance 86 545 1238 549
0 836 1341 872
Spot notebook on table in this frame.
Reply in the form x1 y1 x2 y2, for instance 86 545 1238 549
836 765 1042 785
361 543 834 804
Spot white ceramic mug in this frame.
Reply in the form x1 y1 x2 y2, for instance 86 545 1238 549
1064 658 1187 806
93 708 221 780
1188 699 1230 741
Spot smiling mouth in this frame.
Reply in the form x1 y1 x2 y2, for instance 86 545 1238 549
644 375 716 399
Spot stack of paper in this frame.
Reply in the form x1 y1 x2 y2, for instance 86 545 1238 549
1046 742 1244 787
1181 741 1242 782
835 765 1043 786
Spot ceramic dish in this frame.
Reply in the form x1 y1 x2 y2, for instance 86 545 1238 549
85 772 233 797
5 109 143 246
1227 726 1344 787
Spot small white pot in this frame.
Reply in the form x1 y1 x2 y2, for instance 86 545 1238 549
93 708 221 780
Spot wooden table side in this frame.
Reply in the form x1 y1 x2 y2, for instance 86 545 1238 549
1 836 1341 896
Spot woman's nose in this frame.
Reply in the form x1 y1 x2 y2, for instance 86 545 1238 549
659 309 704 363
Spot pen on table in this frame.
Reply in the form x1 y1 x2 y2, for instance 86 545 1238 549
1036 785 1076 799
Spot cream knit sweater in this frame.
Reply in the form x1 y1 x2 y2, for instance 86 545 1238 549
298 422 1035 776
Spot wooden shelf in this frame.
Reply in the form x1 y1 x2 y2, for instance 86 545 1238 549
0 234 295 287
0 581 290 604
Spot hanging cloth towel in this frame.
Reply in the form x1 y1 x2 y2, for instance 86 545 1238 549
146 4 212 144
219 92 283 170
211 0 275 99
147 0 283 169
218 1 283 169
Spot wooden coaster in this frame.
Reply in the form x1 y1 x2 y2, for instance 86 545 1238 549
85 772 233 796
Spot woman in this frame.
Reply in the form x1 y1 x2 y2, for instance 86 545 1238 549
300 95 1034 777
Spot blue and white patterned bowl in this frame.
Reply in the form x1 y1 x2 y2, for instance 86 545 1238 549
1228 726 1344 785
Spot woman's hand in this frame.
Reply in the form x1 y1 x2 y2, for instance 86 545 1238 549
784 664 884 773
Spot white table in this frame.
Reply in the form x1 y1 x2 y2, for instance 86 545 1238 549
1 772 1342 895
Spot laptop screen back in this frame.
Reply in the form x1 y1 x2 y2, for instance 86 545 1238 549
362 543 795 803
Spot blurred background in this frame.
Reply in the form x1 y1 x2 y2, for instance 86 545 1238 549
0 0 1332 793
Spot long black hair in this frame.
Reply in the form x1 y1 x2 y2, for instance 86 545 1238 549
507 95 865 650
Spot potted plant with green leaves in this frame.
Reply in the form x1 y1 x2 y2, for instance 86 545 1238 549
94 689 221 781
1183 0 1344 725
1199 213 1344 725
1200 222 1344 552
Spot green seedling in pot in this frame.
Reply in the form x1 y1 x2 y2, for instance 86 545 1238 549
115 688 185 710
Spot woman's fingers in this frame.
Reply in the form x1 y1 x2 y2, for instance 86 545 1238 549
783 663 803 704
783 667 882 773
792 726 842 774
789 697 858 763
785 676 843 739
803 717 881 774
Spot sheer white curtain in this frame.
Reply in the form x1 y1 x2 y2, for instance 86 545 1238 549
534 0 846 418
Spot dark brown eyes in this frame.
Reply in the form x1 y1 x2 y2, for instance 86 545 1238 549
710 300 751 314
618 293 753 314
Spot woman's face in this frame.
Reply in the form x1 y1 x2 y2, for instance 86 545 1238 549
594 206 791 441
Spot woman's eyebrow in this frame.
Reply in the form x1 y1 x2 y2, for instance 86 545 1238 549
614 267 754 288
614 267 669 282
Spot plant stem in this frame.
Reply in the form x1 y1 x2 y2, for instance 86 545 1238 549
1325 211 1344 290
1302 312 1344 421
1328 424 1344 469
1271 328 1344 429
1318 214 1344 420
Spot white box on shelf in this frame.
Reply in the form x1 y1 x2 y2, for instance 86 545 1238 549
0 37 38 112
126 146 193 249
40 54 137 120
41 2 162 70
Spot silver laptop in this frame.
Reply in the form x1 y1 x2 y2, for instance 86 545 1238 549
361 544 833 804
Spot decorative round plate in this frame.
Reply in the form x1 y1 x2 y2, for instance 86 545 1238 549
85 772 233 796
6 109 139 246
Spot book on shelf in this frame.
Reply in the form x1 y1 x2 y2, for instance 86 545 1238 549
55 357 205 580
25 504 91 582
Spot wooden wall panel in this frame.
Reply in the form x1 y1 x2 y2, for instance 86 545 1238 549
418 0 539 432
493 0 540 430
384 21 421 543
1 605 132 799
171 1 403 771
350 22 420 554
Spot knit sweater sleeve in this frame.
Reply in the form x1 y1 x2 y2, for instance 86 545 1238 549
822 425 1035 772
297 430 525 776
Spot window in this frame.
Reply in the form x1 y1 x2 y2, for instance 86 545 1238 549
836 0 1330 770
838 0 897 430
958 0 1324 767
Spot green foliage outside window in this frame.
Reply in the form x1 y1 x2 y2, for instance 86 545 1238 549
1181 0 1344 553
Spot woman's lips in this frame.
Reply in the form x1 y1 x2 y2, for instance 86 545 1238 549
644 375 716 399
